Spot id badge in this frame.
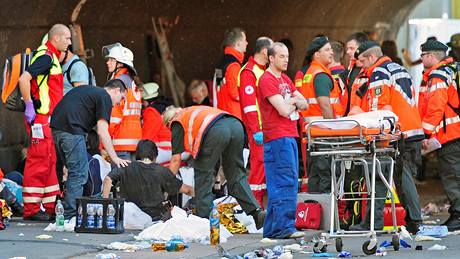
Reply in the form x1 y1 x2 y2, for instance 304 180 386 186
31 124 45 139
289 111 300 121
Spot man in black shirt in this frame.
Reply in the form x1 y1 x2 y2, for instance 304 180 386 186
51 79 130 219
102 140 193 220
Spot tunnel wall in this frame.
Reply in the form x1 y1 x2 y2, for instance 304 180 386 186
0 0 419 171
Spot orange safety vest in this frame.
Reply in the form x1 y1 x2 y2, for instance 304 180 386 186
142 106 172 150
109 68 142 151
216 47 243 119
420 57 460 144
360 56 424 140
172 106 226 159
299 60 344 123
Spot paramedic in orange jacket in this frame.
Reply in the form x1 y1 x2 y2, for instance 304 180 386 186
163 106 265 229
18 24 71 221
237 36 273 207
297 36 344 193
350 41 423 233
141 82 174 164
419 39 460 231
103 43 143 160
215 28 248 119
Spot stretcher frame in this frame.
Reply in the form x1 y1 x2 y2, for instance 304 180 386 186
305 118 401 254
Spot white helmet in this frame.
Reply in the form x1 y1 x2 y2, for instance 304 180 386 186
142 82 160 100
102 43 136 75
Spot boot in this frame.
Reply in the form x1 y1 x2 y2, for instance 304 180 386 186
405 220 421 234
23 211 53 222
251 208 266 230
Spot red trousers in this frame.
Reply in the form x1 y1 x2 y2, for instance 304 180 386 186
23 114 60 217
247 133 266 208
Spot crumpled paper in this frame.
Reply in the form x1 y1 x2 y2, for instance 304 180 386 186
134 206 232 243
105 241 150 252
415 235 442 241
44 217 76 232
35 234 53 239
427 244 447 250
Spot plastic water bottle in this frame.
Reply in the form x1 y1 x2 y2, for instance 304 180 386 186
107 204 116 229
166 239 188 252
77 204 83 228
55 200 65 232
87 204 95 228
96 205 103 229
209 205 220 245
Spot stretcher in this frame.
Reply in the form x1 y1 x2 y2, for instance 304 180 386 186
305 110 401 255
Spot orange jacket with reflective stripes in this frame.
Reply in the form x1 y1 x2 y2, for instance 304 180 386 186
142 106 172 150
420 57 460 144
108 68 143 151
172 106 226 159
358 56 424 141
297 60 344 123
330 65 348 114
216 47 244 119
237 56 265 133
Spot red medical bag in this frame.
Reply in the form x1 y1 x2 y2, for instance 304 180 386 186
295 200 322 230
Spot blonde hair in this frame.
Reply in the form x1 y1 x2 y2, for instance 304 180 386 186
162 105 180 125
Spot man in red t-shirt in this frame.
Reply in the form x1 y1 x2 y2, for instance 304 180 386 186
257 42 308 239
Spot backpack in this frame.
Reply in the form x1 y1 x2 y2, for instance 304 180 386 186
444 62 460 116
64 58 96 86
0 48 48 112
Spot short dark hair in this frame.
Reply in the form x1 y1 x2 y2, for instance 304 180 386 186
222 27 245 48
104 78 127 92
330 41 344 63
346 32 369 45
254 37 273 54
135 139 158 161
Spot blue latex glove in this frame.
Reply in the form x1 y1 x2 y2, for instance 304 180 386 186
253 132 263 145
24 100 36 124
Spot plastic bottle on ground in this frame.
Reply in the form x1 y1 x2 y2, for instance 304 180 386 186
55 200 65 232
87 204 95 228
209 205 220 245
107 204 116 229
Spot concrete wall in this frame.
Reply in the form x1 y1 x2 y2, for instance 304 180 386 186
0 0 420 171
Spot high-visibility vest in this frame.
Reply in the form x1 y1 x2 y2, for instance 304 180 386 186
420 57 460 144
109 68 142 151
237 56 265 131
172 106 226 158
299 60 344 123
360 56 424 141
30 43 63 115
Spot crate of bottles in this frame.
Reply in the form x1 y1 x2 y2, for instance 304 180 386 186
74 197 125 234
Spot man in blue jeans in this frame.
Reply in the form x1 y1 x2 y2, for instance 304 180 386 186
51 79 130 219
257 42 308 238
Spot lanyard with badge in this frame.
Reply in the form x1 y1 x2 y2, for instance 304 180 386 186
31 123 45 139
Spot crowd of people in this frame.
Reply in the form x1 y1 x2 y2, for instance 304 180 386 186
0 23 459 240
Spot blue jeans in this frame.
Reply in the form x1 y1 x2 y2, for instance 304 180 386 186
52 130 88 219
263 137 299 238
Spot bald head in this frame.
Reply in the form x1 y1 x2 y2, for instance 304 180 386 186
48 24 71 52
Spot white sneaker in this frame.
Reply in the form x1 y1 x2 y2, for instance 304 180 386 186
289 231 305 239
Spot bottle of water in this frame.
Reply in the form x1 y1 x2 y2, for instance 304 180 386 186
55 200 65 232
209 205 220 245
76 204 83 228
107 204 116 229
87 204 95 228
96 205 103 229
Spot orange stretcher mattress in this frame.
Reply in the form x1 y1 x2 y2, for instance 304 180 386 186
308 125 390 137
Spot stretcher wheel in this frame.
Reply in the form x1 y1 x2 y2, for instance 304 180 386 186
362 240 377 255
392 234 400 251
335 237 343 252
313 241 327 253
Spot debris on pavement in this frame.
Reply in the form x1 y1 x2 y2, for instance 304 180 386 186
399 226 413 240
338 251 352 257
260 238 278 243
35 234 53 239
427 244 447 251
414 235 442 241
417 225 448 237
18 233 24 236
283 243 302 252
44 217 76 232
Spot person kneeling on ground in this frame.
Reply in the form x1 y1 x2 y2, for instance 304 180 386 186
102 140 194 221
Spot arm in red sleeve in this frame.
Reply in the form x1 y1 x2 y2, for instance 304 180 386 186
225 63 242 101
422 78 448 135
142 107 163 142
238 69 261 133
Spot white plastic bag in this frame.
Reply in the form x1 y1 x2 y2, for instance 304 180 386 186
123 202 153 230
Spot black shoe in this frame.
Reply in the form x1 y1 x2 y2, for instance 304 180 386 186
443 214 460 231
23 211 53 222
405 220 421 234
10 202 24 217
252 209 266 230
